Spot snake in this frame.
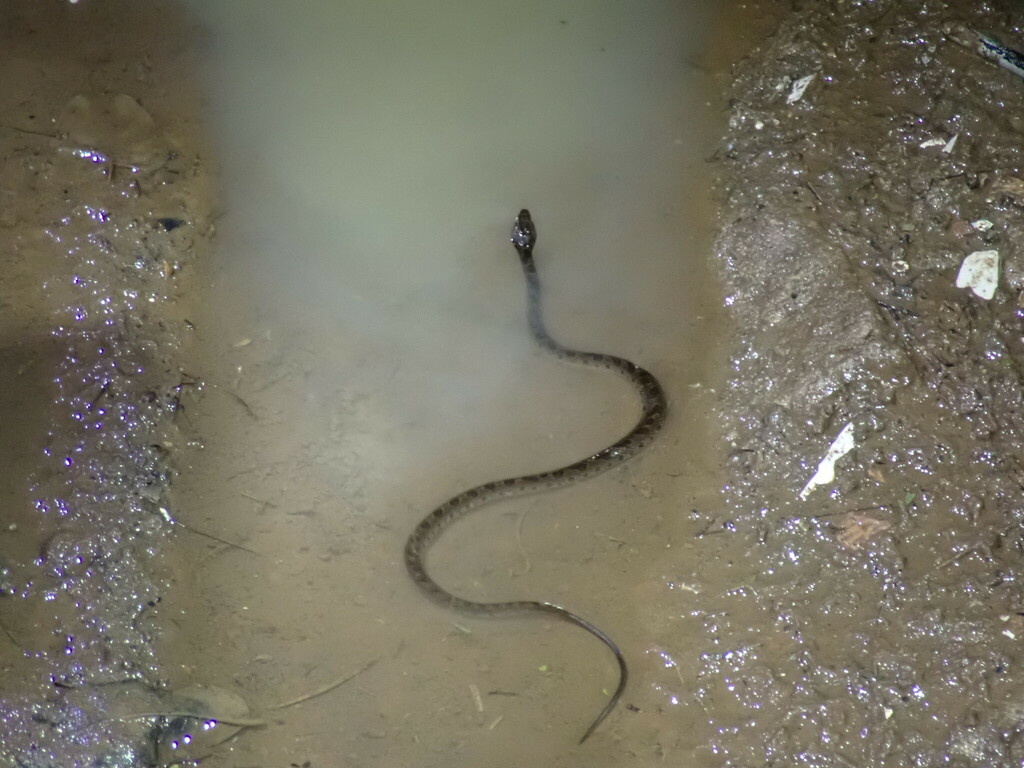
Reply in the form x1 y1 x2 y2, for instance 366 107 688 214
404 208 668 743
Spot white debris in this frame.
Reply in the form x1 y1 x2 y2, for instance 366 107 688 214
786 74 815 104
955 249 1000 300
800 422 856 500
971 219 993 231
919 134 959 152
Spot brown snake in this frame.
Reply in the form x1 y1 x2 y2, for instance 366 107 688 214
404 209 667 743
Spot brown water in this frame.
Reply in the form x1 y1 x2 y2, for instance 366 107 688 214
166 1 734 766
0 1 744 766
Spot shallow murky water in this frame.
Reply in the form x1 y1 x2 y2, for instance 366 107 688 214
0 1 745 765
167 1 731 766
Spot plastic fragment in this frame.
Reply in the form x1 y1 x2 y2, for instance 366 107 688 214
947 24 1024 80
800 422 856 500
786 74 815 104
955 249 999 300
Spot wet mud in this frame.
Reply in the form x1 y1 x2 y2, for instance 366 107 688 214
0 2 214 765
710 0 1024 764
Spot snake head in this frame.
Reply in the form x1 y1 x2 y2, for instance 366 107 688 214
510 209 536 252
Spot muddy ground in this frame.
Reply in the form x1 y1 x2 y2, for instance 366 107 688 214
709 0 1024 765
0 2 215 765
6 0 1024 767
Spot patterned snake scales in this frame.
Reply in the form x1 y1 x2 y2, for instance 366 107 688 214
404 209 668 743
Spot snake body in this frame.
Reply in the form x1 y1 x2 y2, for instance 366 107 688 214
404 209 667 743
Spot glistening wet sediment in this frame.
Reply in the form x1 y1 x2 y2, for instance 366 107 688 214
708 1 1024 765
0 2 214 764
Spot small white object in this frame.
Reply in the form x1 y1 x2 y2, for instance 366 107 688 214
1003 629 1017 639
918 134 959 152
971 219 993 231
956 249 1000 300
800 422 856 500
884 707 893 720
786 74 815 104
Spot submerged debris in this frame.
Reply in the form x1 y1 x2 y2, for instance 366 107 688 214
946 23 1024 80
834 511 892 551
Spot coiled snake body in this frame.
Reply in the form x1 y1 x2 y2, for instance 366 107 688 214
404 209 667 743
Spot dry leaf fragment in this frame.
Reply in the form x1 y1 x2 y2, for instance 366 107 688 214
836 513 892 550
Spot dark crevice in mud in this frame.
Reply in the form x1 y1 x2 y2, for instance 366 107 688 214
0 3 214 766
710 1 1024 766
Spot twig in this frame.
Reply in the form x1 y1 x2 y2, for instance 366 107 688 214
695 518 725 537
514 510 531 575
0 617 21 647
223 388 257 420
469 683 484 713
271 656 379 710
0 124 60 140
157 508 258 555
112 710 266 727
180 522 259 556
107 658 380 733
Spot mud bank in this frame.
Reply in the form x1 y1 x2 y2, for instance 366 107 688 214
710 1 1024 765
0 2 214 764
